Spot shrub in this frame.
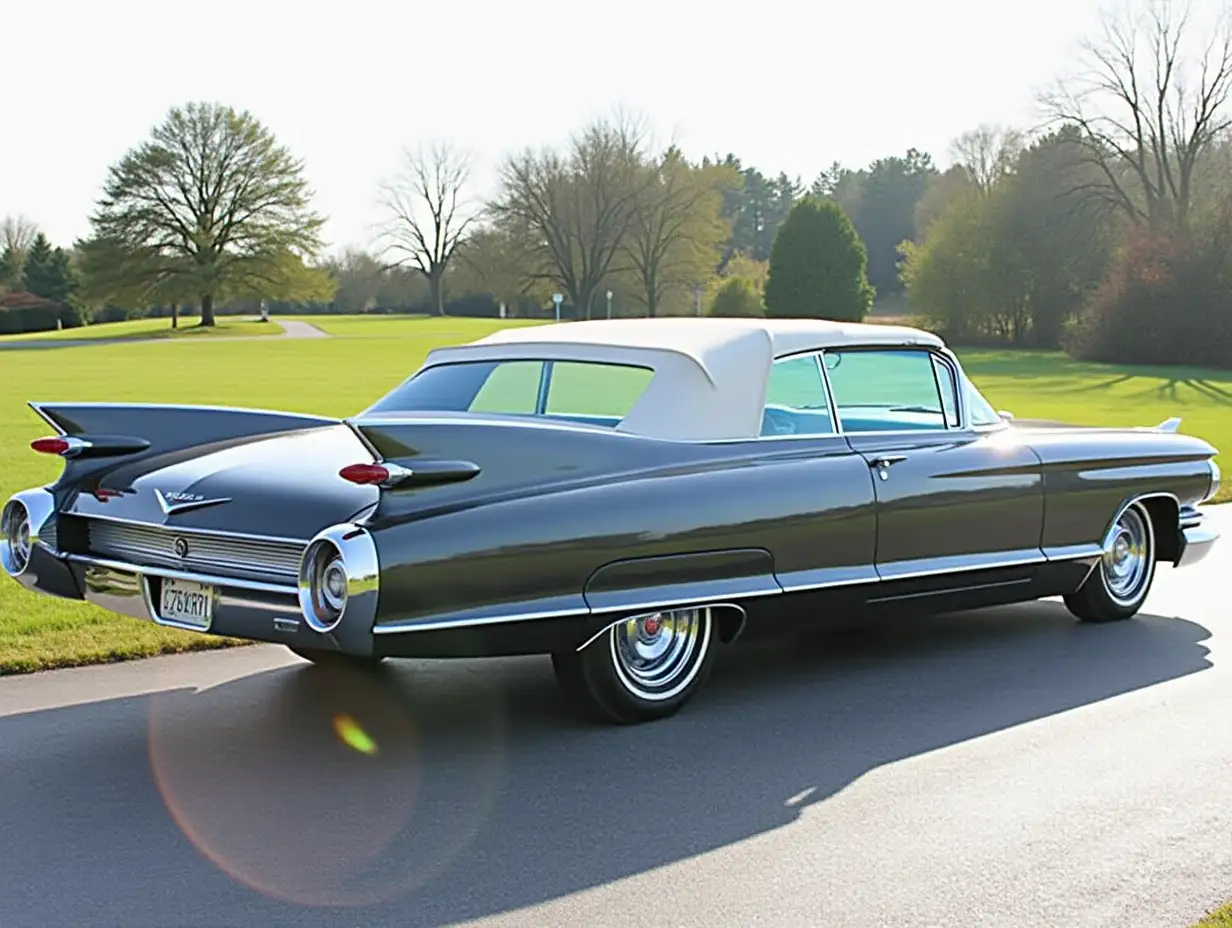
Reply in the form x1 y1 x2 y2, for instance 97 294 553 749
1065 223 1232 368
709 276 765 317
764 197 874 321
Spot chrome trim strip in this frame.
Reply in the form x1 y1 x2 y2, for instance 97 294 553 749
372 605 584 635
371 548 1113 635
65 553 297 595
588 586 781 615
67 509 311 546
1100 492 1181 554
28 402 67 435
777 564 878 593
1041 543 1104 561
875 549 1044 582
356 414 650 437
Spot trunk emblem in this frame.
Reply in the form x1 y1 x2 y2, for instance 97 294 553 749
155 489 232 515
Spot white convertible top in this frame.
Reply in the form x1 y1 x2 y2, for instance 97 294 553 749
419 317 946 441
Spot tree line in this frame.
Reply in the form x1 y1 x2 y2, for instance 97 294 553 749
2 0 1230 367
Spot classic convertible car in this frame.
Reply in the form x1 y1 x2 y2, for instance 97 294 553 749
1 318 1222 723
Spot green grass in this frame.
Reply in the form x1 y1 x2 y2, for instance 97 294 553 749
0 316 1227 674
961 350 1231 491
1193 903 1232 927
0 318 284 341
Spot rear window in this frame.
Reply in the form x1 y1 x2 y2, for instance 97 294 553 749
366 359 655 427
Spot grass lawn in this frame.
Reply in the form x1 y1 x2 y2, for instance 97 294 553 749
0 315 1227 674
0 317 284 341
1193 903 1232 927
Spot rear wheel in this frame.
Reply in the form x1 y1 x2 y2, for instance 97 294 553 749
1064 501 1157 623
552 606 717 724
286 645 385 671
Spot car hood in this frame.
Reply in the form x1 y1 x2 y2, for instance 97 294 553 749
67 424 379 540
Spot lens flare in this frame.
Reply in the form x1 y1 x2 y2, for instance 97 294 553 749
147 661 508 908
334 713 378 755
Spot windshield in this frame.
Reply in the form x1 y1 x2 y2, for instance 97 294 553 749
964 378 1003 428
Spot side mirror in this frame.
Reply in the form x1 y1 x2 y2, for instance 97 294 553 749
998 410 1015 422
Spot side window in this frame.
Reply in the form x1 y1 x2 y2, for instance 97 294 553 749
545 362 654 419
823 349 958 433
470 360 543 414
761 354 834 436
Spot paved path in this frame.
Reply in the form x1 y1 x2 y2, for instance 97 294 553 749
0 507 1229 928
0 317 330 350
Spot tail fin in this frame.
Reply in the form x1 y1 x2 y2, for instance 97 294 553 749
28 401 338 484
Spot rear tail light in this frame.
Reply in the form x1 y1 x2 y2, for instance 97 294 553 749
339 463 390 485
31 437 70 455
30 436 90 457
338 461 414 487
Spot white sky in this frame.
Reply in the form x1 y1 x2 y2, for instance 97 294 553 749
3 0 1110 256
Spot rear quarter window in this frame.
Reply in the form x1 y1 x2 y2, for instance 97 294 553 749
367 359 655 426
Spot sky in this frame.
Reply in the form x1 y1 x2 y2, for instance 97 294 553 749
2 0 1111 257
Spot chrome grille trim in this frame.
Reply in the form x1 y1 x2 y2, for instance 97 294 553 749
69 553 297 595
84 519 305 583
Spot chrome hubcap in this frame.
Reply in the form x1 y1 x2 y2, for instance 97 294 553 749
609 608 710 701
1 502 32 575
1101 506 1151 605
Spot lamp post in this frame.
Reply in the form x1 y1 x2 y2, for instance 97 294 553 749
692 284 702 316
606 289 613 319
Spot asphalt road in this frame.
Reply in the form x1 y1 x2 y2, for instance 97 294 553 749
2 508 1229 928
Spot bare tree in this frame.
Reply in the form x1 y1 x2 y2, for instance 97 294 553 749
623 147 732 317
376 141 478 316
490 113 650 318
0 215 39 289
950 124 1025 192
1039 0 1232 228
1 215 38 253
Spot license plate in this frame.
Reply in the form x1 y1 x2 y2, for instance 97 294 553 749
158 577 214 630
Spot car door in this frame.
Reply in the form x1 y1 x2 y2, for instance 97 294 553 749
758 351 881 595
821 346 1044 592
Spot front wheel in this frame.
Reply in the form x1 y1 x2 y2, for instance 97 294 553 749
1064 501 1158 623
552 606 718 724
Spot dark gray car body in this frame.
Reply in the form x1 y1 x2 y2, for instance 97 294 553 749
2 329 1222 663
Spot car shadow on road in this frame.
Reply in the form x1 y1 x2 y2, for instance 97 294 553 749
0 602 1213 928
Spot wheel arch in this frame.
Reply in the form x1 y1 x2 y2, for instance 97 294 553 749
576 602 748 652
1106 492 1179 563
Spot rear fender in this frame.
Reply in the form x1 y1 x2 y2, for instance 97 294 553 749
27 402 340 492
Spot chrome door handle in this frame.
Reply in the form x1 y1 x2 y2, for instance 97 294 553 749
869 454 907 480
